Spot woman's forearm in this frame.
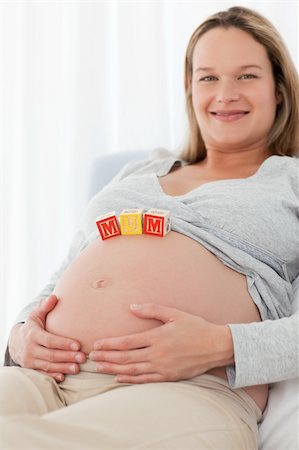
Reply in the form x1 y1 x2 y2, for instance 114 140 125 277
226 313 299 388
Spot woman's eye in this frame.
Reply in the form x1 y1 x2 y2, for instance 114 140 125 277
196 74 258 82
239 74 258 80
199 76 217 82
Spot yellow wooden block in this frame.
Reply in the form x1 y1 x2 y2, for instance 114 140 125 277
120 209 143 235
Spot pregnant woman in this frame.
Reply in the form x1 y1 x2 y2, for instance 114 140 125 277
1 6 298 450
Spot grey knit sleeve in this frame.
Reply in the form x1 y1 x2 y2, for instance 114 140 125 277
226 311 299 388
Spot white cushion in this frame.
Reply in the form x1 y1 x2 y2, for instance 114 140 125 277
258 276 299 450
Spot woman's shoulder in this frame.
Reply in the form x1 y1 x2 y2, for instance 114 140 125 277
263 154 298 174
265 155 298 198
270 154 298 165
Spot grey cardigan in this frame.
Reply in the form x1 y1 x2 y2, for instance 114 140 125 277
5 152 299 388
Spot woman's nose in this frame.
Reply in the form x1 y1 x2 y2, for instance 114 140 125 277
216 81 240 103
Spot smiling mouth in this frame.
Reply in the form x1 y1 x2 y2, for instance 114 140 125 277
211 111 250 116
210 111 250 122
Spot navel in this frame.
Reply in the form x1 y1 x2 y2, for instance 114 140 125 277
91 278 112 290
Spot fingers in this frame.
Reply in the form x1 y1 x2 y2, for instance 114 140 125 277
129 303 181 323
13 304 86 376
29 343 86 375
95 361 153 378
37 371 65 382
22 349 84 375
89 347 149 365
20 326 86 374
34 360 81 375
92 304 181 351
34 347 86 364
89 347 166 383
37 328 82 352
33 294 59 323
90 357 165 384
93 328 156 351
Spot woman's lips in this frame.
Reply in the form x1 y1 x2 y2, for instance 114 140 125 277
210 111 249 122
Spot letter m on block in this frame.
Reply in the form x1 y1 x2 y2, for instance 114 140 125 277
96 212 121 240
144 216 163 236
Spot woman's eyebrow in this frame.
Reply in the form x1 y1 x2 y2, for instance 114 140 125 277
194 64 264 72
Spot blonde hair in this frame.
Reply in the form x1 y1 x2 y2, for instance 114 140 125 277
180 6 299 163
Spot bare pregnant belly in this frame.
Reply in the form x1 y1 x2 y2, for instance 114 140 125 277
46 231 268 412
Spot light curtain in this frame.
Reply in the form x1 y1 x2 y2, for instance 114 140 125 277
0 1 298 357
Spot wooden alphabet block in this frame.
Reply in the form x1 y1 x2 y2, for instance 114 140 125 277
143 209 171 237
120 209 143 235
96 211 121 240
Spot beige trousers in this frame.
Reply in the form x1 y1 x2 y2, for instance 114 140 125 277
0 360 262 449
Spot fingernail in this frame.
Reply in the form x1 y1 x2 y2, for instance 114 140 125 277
55 375 63 382
69 364 77 373
89 352 97 361
94 342 101 350
75 353 84 363
115 376 125 383
70 343 79 351
130 304 142 310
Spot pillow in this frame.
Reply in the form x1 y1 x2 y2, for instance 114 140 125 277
89 150 150 198
258 275 299 450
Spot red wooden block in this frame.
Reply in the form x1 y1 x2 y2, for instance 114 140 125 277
96 212 121 240
143 209 171 237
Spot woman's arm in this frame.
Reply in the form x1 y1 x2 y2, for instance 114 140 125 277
227 275 299 387
227 312 299 388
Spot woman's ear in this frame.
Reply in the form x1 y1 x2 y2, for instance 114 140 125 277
275 90 283 105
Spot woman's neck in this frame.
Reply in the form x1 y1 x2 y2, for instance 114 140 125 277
197 148 273 174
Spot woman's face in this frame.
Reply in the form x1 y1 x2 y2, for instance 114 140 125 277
191 26 280 153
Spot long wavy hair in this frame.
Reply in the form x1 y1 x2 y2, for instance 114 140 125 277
180 6 299 163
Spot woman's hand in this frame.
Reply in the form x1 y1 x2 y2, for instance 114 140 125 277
8 294 86 382
89 303 234 383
